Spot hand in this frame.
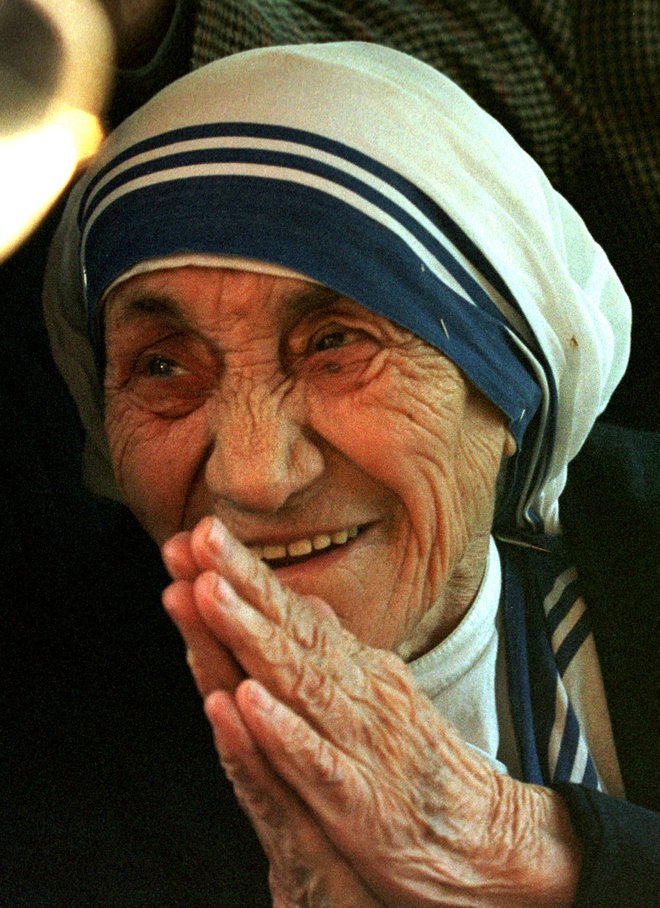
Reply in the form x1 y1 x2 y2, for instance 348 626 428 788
163 525 385 906
163 516 581 907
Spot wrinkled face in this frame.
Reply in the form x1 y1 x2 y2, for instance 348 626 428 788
104 267 514 658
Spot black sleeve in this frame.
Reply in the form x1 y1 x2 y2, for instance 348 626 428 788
555 784 660 907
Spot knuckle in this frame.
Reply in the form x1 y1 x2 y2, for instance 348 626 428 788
291 660 337 713
369 650 417 708
372 647 407 679
253 561 288 622
288 607 322 650
283 712 346 789
312 737 344 787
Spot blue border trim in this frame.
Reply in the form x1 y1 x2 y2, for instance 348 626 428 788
85 146 502 322
81 122 520 314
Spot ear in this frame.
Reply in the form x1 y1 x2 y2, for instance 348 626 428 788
503 430 517 458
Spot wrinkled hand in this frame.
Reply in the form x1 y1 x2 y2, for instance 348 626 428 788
162 516 580 908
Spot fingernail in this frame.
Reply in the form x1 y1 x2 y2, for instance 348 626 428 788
214 574 236 602
207 518 225 551
246 681 277 714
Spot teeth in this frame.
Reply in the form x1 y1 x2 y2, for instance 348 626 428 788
288 538 313 557
248 526 361 563
312 533 332 551
263 544 287 561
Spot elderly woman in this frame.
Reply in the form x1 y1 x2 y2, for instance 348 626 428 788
44 43 657 906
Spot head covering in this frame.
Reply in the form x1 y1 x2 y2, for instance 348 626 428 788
43 42 630 533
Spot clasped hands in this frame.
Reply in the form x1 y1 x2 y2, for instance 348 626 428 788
162 516 580 908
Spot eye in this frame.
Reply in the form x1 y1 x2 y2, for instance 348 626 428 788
311 327 362 352
146 355 187 378
285 314 381 383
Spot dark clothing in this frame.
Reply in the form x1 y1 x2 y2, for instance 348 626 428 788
561 422 659 812
557 424 660 907
557 784 660 908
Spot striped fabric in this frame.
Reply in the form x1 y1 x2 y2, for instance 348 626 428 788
499 534 615 789
543 568 600 787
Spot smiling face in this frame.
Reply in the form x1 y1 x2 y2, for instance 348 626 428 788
103 266 515 659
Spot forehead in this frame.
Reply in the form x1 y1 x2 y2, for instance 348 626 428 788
103 266 348 332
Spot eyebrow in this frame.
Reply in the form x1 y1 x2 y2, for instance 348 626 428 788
105 291 187 329
282 285 344 321
106 281 344 330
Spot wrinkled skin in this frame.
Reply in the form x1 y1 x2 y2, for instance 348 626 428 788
104 267 580 905
161 519 580 907
104 267 515 656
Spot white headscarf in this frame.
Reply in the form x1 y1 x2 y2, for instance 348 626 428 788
43 42 630 533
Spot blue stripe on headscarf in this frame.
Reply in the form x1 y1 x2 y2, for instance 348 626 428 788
85 146 503 321
79 122 533 317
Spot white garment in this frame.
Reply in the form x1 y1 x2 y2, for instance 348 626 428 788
408 537 507 773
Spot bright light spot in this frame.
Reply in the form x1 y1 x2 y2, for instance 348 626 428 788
0 105 103 260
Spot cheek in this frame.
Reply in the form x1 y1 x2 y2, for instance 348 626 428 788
104 395 208 541
309 356 466 525
306 356 506 637
308 359 467 577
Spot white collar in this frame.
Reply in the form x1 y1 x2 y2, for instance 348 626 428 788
408 537 506 772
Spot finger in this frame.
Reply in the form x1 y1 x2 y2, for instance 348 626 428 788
161 531 198 581
191 571 364 734
189 516 298 624
162 579 244 694
173 517 338 625
235 680 365 845
190 517 361 686
206 688 385 908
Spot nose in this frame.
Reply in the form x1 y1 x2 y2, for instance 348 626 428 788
204 381 325 514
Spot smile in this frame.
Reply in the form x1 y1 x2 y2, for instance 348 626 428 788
248 525 361 567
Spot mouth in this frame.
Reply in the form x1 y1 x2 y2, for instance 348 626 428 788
247 524 366 569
